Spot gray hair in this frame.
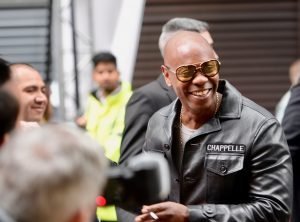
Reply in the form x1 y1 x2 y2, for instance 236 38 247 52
159 18 209 57
0 124 108 222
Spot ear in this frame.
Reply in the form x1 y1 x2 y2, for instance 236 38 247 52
161 65 172 87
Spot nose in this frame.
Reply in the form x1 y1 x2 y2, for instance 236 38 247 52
35 92 48 103
191 69 209 84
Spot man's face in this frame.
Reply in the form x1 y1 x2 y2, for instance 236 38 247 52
93 62 120 95
162 31 219 115
14 68 48 122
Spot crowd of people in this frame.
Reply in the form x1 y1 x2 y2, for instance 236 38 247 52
0 16 299 222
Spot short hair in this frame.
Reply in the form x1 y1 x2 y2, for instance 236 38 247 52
159 18 209 57
0 125 108 222
92 52 117 67
0 90 19 143
0 58 11 87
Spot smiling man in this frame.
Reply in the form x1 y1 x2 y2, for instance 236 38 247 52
136 31 293 222
10 63 48 123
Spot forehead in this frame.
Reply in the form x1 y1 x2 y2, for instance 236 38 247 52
14 67 45 88
164 31 216 66
94 62 117 70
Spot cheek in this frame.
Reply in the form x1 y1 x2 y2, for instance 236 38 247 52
212 76 219 89
110 73 120 82
21 94 34 104
93 73 103 82
172 82 187 98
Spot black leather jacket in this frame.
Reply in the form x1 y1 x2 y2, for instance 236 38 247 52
143 80 293 222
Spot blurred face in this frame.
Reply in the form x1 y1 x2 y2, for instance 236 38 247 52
13 67 48 122
162 31 219 116
93 62 120 95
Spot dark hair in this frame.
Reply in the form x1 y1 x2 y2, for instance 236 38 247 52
0 90 19 139
0 58 11 87
92 52 117 67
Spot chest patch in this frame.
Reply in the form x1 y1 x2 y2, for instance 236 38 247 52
206 144 246 153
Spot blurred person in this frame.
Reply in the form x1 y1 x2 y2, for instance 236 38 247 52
9 63 48 123
118 18 215 222
0 90 19 148
136 31 292 222
282 75 300 222
0 124 108 222
0 58 20 148
0 58 11 87
75 52 132 222
275 59 300 123
119 18 214 165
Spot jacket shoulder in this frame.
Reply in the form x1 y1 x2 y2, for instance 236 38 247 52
242 96 275 120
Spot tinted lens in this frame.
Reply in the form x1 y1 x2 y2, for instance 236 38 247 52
176 65 196 82
201 60 220 77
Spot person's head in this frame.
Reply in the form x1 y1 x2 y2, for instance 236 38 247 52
159 18 214 57
0 124 108 222
92 52 120 95
0 89 19 147
10 63 48 122
289 59 300 86
0 58 11 88
161 31 219 116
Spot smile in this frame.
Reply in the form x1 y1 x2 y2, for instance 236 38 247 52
190 89 211 96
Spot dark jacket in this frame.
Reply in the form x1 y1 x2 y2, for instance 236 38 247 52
119 75 176 165
144 80 293 222
282 83 300 222
116 75 176 222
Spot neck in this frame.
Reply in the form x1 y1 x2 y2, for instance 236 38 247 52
180 92 220 129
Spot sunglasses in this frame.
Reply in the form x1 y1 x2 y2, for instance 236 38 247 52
165 59 221 83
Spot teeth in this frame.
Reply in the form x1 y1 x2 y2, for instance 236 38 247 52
191 89 209 96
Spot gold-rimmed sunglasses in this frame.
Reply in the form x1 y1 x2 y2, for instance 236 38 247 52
164 59 221 83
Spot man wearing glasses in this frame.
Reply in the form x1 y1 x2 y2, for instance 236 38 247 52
136 31 293 222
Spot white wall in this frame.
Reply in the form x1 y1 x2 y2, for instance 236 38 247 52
56 0 145 120
91 0 145 82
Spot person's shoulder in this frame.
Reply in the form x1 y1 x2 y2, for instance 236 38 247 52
129 78 164 103
135 78 163 95
223 80 275 121
243 96 276 121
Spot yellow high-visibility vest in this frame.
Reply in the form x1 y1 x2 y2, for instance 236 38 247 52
84 81 132 221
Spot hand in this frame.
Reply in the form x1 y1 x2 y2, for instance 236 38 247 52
75 116 87 128
135 201 188 222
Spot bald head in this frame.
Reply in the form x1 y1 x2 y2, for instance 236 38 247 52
10 64 48 122
163 31 217 69
10 64 40 81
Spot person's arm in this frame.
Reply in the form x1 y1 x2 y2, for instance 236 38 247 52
140 118 293 222
118 90 155 165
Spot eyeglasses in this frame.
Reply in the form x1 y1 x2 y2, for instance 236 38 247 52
165 59 221 83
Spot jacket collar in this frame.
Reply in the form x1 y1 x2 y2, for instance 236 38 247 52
160 80 242 140
218 79 242 119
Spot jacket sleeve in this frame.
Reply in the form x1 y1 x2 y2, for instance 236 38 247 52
282 83 300 222
188 118 293 222
282 83 300 154
119 90 155 165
